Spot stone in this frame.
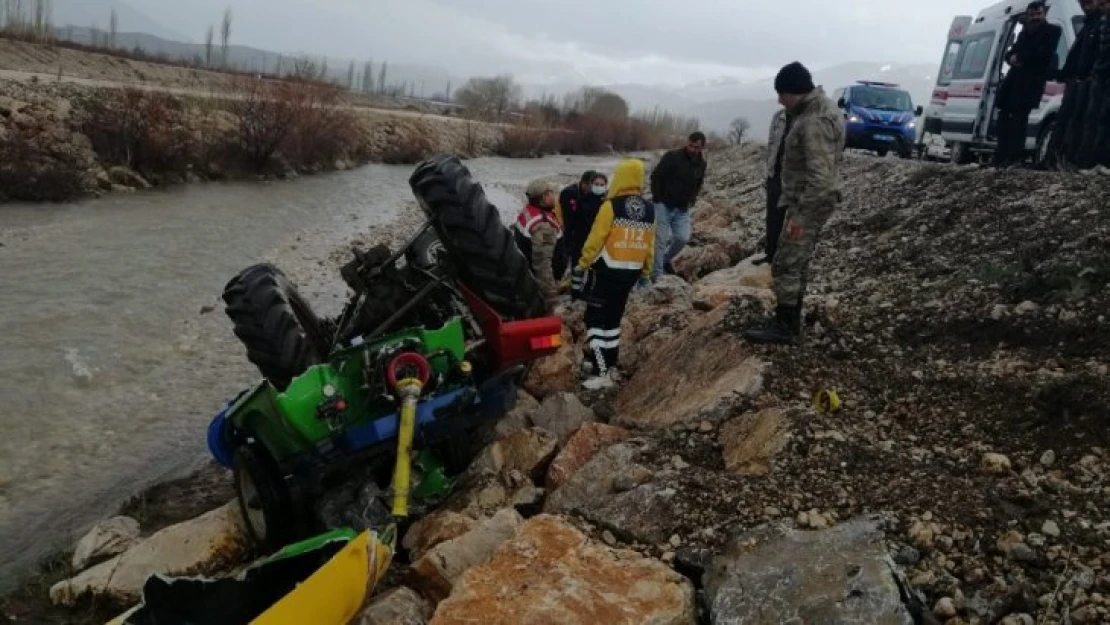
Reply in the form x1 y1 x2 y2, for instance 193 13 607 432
529 393 596 444
545 442 677 544
1071 605 1100 624
693 256 777 310
704 517 919 625
71 516 141 571
430 515 695 625
107 166 151 190
403 511 477 561
354 586 431 625
893 545 921 566
1014 300 1039 315
617 305 766 428
980 453 1012 475
50 502 249 607
673 243 731 281
719 408 790 476
493 389 540 439
406 508 522 605
1041 520 1061 538
1040 450 1057 467
522 328 577 398
908 521 936 551
469 428 558 482
934 597 958 619
545 423 630 491
999 614 1035 625
996 530 1025 555
95 169 113 191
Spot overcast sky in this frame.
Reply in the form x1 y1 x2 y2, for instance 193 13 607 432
130 0 985 84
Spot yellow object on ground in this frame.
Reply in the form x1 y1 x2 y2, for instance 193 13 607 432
813 389 842 414
252 530 394 625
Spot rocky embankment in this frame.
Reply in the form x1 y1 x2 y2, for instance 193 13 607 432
0 78 502 202
8 147 1109 625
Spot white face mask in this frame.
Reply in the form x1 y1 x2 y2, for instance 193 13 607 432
592 185 608 196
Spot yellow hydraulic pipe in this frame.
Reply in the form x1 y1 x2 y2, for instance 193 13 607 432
390 378 423 517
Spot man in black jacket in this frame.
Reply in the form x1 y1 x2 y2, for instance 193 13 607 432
993 1 1062 167
649 132 707 280
1048 0 1101 170
1077 0 1110 172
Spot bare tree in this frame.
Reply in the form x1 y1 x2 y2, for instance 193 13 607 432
346 60 355 90
204 24 214 67
362 61 374 95
220 7 232 68
377 61 387 94
455 75 522 120
108 8 117 48
445 81 452 102
728 117 752 145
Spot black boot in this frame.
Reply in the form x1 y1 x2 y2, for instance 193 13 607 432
743 306 799 345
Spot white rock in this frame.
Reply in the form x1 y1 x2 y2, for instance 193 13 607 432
934 597 958 619
1015 301 1039 315
1040 450 1057 467
51 502 249 607
71 516 141 571
1042 520 1061 538
980 452 1012 475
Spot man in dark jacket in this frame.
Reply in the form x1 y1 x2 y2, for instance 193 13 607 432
649 132 707 280
560 170 608 277
1047 0 1101 170
993 1 1062 167
1078 1 1110 172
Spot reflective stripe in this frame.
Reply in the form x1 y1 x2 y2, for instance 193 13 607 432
589 337 621 349
587 327 621 339
600 248 644 271
515 206 562 240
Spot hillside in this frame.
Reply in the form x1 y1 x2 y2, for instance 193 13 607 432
50 0 192 43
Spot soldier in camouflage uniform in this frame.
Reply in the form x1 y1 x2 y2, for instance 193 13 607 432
745 62 845 345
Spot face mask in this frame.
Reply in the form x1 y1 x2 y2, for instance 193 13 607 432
592 185 608 196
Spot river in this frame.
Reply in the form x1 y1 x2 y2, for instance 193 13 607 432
0 154 626 586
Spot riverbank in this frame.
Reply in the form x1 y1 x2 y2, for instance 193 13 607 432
0 77 506 202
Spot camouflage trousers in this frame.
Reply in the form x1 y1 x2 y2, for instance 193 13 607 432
771 201 837 306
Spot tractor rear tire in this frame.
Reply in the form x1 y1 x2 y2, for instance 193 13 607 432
409 155 546 320
223 263 326 391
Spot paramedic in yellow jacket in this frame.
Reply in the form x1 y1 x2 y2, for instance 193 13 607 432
570 158 655 390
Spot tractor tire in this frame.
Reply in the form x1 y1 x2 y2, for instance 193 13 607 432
234 444 297 551
409 155 546 320
223 263 326 391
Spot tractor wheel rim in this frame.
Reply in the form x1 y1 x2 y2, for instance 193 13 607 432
238 469 267 540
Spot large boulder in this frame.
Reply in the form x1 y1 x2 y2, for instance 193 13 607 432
492 388 541 439
693 256 776 311
406 508 523 605
50 502 249 607
468 428 558 483
430 515 696 625
545 423 631 491
403 511 478 561
704 517 920 625
529 393 596 444
544 441 676 545
673 243 732 281
522 327 578 398
107 166 151 190
355 586 432 625
719 408 791 476
71 516 141 571
616 305 766 428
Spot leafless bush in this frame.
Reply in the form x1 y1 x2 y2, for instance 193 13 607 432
80 88 196 176
375 119 437 164
494 124 553 158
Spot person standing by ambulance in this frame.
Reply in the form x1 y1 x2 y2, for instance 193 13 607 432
514 178 565 312
570 159 655 390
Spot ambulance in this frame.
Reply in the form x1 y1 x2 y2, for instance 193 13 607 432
916 15 973 160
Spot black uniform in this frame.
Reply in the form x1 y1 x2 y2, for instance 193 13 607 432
1078 15 1110 168
1050 13 1102 167
559 183 604 270
994 20 1063 165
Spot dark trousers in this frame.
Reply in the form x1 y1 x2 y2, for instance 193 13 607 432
583 271 636 375
994 107 1032 165
765 177 785 260
1046 80 1080 166
1062 80 1093 166
1077 79 1110 168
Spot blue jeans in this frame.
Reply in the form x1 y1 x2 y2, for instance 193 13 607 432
652 203 691 279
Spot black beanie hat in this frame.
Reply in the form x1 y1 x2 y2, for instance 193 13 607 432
774 62 815 95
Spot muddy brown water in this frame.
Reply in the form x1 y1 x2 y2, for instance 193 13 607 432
0 155 627 587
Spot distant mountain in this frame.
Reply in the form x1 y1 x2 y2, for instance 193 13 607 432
51 0 192 43
54 27 459 97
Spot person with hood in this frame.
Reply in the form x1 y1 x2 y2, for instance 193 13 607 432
1047 0 1102 170
570 159 655 390
649 132 707 279
560 171 610 279
754 107 791 265
992 1 1062 167
514 178 565 311
745 62 845 345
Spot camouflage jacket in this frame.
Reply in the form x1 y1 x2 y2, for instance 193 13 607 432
780 89 846 217
765 108 789 180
